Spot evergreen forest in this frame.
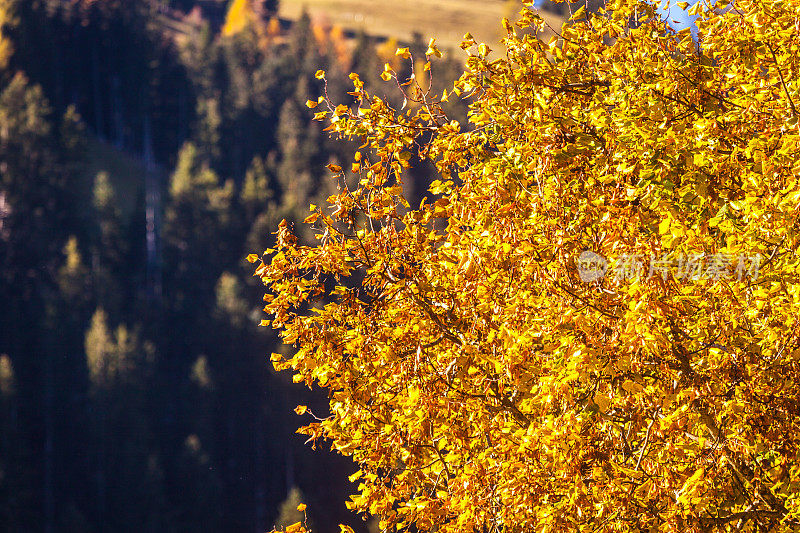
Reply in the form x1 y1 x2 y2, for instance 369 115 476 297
0 0 483 530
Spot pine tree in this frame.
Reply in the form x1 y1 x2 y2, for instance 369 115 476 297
274 75 336 218
0 73 79 284
349 31 381 94
85 308 117 388
0 354 18 526
288 11 313 63
179 17 224 163
219 12 273 179
241 155 274 221
208 270 267 529
161 141 240 529
0 0 17 71
172 433 223 530
0 352 37 531
163 141 236 368
85 308 165 532
0 73 84 532
57 236 90 306
214 271 249 328
90 171 126 314
275 96 314 211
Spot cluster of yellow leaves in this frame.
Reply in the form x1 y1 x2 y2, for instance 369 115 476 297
252 0 800 531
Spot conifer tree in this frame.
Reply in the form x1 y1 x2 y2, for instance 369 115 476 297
180 21 223 163
0 0 17 72
241 155 274 220
57 236 90 307
163 141 236 368
91 171 126 314
85 308 119 388
0 354 23 528
349 32 381 95
85 308 165 532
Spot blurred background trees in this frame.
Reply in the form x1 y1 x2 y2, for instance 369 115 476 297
0 0 485 530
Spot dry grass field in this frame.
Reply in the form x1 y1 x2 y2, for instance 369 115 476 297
278 0 564 51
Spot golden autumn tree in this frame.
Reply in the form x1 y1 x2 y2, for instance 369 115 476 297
252 0 800 530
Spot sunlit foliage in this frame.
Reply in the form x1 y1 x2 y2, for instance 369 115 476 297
255 0 800 530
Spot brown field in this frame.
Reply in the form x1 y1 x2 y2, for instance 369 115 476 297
278 0 564 51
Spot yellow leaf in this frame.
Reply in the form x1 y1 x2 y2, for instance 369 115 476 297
678 467 705 505
621 380 644 394
426 38 442 58
285 522 303 533
595 393 611 412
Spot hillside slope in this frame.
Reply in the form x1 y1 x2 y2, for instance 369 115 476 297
278 0 564 51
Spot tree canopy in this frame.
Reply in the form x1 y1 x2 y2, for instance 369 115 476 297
254 0 800 531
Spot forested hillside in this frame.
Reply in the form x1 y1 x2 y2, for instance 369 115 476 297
276 0 566 50
0 0 493 530
256 0 800 530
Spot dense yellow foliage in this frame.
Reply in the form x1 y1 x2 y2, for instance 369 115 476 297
254 0 800 530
